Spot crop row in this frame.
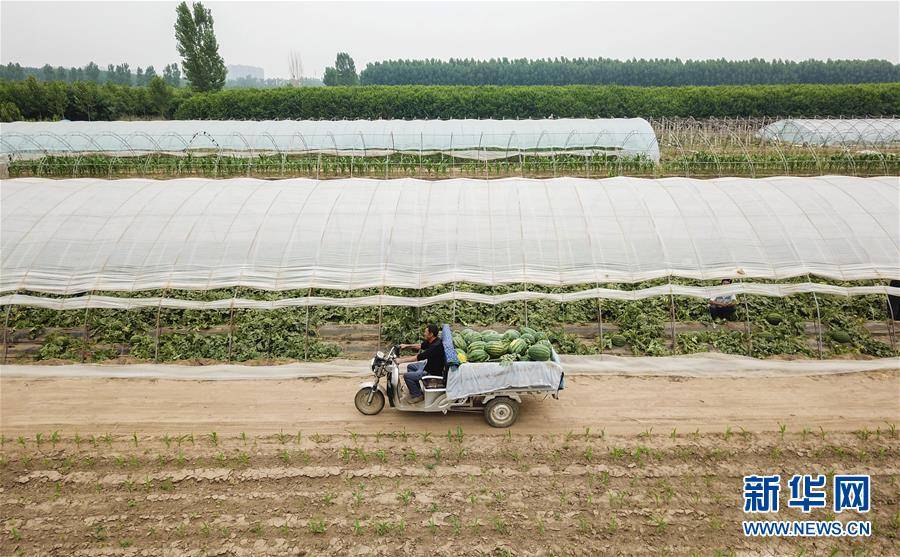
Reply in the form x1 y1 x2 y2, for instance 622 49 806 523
3 279 896 363
8 152 898 179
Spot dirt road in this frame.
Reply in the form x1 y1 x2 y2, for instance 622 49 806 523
3 371 897 436
2 372 898 556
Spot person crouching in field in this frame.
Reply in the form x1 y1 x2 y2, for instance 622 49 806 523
394 323 445 404
709 279 738 321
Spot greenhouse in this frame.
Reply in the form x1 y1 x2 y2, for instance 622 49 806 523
2 176 897 303
758 118 900 146
0 118 661 161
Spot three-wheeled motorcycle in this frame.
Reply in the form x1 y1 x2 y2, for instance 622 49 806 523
353 324 564 428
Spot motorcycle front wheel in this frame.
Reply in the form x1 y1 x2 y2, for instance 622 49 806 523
354 387 385 415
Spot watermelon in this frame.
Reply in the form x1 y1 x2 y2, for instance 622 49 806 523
452 334 467 350
481 329 498 337
508 338 528 355
460 328 476 337
610 334 627 347
464 331 482 343
467 340 486 353
502 329 520 341
467 349 489 362
765 313 783 325
520 333 536 344
534 331 548 341
830 330 851 344
537 339 552 348
520 326 537 337
527 344 552 361
482 332 504 343
456 349 468 363
485 340 509 359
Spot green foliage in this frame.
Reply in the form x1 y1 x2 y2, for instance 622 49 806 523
148 76 174 117
174 1 226 92
0 101 22 122
323 53 359 86
172 83 900 120
360 57 900 86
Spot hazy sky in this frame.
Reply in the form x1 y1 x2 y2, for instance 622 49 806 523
2 1 898 79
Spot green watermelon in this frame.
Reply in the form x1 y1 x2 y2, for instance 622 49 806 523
520 333 536 344
520 326 537 337
502 329 520 341
467 349 489 362
508 338 528 355
485 340 509 359
537 339 552 348
830 330 851 344
452 334 467 350
482 333 503 343
534 331 548 341
527 344 552 361
460 328 476 337
610 334 627 347
765 313 783 325
466 340 487 353
481 329 498 337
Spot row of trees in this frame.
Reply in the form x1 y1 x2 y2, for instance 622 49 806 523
0 62 182 87
171 83 900 120
0 77 179 121
359 57 900 86
5 80 893 122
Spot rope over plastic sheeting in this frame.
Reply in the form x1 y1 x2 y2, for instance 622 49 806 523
2 283 898 310
2 176 898 295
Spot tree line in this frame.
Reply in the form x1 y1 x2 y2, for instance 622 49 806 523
3 80 896 122
0 62 183 87
359 58 900 86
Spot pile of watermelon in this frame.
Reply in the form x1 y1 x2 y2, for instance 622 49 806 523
451 327 554 363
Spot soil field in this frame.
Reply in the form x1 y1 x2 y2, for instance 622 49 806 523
2 372 898 556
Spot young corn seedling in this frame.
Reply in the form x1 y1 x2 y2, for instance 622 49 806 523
723 426 732 441
449 516 461 536
36 432 44 447
778 423 787 440
250 522 264 536
322 492 336 505
132 432 139 447
308 519 327 534
398 489 413 505
404 448 418 462
492 516 508 534
279 449 291 464
353 519 364 535
162 434 172 449
240 432 247 445
50 430 60 447
427 517 437 534
276 430 290 444
420 431 432 443
207 431 218 447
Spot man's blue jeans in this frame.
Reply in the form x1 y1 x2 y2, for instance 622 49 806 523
404 361 427 398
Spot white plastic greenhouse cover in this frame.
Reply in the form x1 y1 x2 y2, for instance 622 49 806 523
0 118 661 161
2 176 897 297
758 119 900 146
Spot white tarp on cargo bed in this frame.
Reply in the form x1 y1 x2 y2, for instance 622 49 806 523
445 360 564 400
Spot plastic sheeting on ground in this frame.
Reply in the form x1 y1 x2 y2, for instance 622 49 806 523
1 354 897 380
2 176 897 295
0 118 661 160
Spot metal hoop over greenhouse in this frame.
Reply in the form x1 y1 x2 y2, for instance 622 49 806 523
0 118 661 161
758 118 900 146
1 176 897 310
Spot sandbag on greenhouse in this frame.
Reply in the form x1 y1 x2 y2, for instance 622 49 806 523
446 359 564 400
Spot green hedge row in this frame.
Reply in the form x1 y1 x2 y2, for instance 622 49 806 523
2 79 898 121
173 83 900 120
